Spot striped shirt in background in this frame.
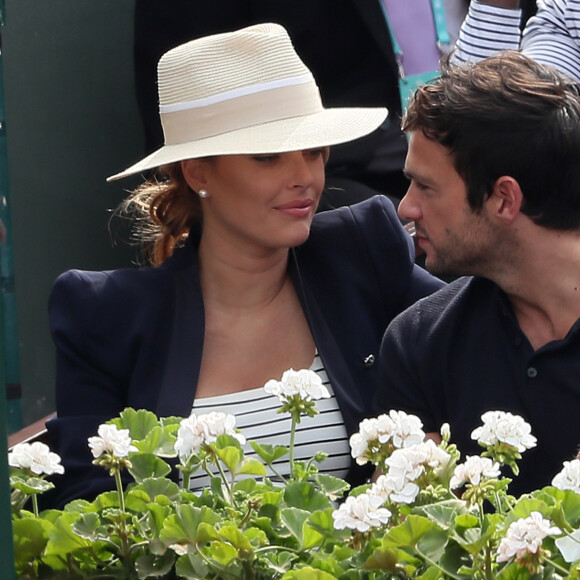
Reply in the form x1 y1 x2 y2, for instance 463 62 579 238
452 0 580 82
187 353 351 492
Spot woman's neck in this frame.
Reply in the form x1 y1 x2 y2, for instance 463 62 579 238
198 235 291 312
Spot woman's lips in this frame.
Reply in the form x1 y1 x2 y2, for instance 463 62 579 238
275 199 313 218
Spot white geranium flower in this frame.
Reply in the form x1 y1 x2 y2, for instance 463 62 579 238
386 410 425 448
349 417 380 465
555 529 580 563
415 439 452 476
8 441 64 476
471 410 537 452
496 512 561 563
450 455 501 489
348 411 425 467
374 471 421 504
332 492 391 532
374 410 424 448
174 411 245 461
381 446 427 504
88 424 138 459
552 459 580 494
371 472 420 504
264 368 330 402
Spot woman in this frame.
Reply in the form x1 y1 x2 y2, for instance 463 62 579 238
46 23 444 506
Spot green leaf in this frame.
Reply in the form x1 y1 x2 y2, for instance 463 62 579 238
382 514 438 549
175 550 210 580
235 457 267 476
364 544 420 571
129 452 172 482
207 540 238 565
160 504 222 544
219 524 254 552
307 508 337 538
133 425 164 453
281 566 339 579
146 502 173 536
313 474 350 500
214 445 243 474
44 511 95 555
12 517 52 568
250 441 289 464
116 407 161 440
72 512 101 540
135 551 176 579
196 521 221 544
93 490 122 510
135 476 181 502
10 475 54 495
415 498 470 530
416 528 449 564
284 481 332 511
281 507 310 544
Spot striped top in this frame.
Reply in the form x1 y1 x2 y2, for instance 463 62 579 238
187 353 351 491
452 0 580 82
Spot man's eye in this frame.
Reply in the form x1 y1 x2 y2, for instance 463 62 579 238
305 149 325 158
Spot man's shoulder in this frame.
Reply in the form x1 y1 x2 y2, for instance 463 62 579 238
393 276 497 327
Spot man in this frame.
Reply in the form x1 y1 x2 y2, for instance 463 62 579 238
375 51 580 496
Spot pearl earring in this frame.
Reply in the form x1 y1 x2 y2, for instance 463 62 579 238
198 189 209 199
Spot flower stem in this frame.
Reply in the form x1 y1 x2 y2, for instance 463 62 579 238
31 493 39 518
114 469 125 513
289 414 297 474
543 555 571 576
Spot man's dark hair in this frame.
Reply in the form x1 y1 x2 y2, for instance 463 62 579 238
403 51 580 230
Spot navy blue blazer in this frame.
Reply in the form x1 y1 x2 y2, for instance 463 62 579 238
46 196 444 506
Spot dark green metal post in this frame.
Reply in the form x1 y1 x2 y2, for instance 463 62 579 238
0 1 18 574
0 296 15 577
0 0 22 435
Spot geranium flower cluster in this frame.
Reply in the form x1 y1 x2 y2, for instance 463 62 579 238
334 417 451 532
471 410 537 474
175 411 246 461
88 424 138 459
497 511 561 572
450 455 501 489
349 409 425 467
264 368 331 402
8 441 64 476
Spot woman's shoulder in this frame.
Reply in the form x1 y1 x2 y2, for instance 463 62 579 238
49 263 178 314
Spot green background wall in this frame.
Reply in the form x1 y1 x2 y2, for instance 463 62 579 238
3 0 144 427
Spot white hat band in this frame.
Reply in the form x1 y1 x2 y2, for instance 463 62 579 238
160 77 324 145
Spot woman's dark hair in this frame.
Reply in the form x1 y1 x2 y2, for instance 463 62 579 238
117 162 201 265
403 51 580 230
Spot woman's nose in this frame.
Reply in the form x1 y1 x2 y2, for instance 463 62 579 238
289 152 315 188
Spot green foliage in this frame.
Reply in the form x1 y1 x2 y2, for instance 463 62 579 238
10 406 580 579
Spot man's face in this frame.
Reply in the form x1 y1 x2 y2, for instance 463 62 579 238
398 130 498 277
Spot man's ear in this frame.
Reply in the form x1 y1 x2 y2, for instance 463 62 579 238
181 158 210 192
487 176 523 225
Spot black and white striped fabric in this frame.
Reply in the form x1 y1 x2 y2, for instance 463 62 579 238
186 354 351 492
452 0 580 82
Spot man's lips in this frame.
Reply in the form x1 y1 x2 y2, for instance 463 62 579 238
275 199 313 218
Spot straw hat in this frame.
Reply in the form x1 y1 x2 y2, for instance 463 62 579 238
108 22 388 181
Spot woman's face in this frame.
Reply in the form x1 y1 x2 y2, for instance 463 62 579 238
183 148 327 256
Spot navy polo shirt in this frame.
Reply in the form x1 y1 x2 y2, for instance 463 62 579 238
376 276 580 497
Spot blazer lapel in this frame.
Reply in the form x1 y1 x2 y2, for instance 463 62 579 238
289 251 366 437
155 242 205 418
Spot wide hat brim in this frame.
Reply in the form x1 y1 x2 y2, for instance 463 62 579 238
107 107 387 181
